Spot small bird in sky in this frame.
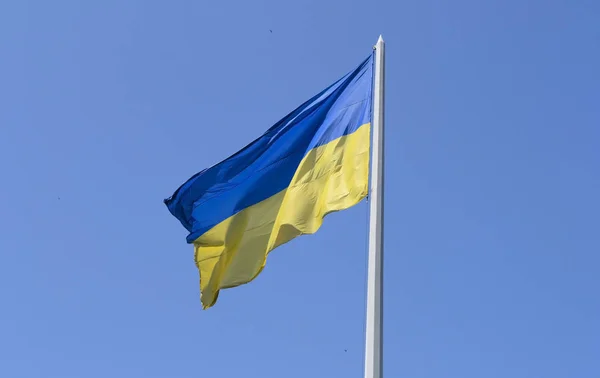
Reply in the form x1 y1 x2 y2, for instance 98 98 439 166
269 29 272 33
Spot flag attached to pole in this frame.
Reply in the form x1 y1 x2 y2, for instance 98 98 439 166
165 54 374 309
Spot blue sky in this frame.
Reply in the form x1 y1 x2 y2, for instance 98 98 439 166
1 1 599 377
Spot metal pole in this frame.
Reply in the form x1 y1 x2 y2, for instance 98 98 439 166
364 35 385 378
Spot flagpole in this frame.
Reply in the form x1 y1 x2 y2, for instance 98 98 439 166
364 35 385 378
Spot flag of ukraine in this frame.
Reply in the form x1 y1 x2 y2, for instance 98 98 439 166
165 55 374 309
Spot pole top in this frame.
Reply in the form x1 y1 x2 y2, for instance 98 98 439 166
374 35 384 50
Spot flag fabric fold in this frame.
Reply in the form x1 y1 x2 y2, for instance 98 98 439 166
165 54 374 309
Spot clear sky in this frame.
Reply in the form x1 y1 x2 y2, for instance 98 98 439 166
1 1 599 377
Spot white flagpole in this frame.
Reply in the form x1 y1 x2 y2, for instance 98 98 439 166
364 35 385 378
